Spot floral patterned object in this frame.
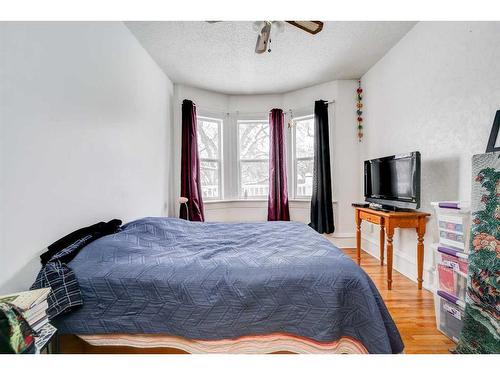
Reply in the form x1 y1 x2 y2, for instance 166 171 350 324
456 152 500 354
0 302 36 354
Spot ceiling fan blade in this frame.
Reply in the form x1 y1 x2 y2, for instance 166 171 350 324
286 21 323 35
255 22 271 54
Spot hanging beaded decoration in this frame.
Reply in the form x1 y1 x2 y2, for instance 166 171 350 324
287 109 295 129
356 80 363 141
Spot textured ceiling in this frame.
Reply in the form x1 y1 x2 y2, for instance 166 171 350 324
125 21 416 95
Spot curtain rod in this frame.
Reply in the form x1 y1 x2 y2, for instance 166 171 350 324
191 100 335 117
285 100 335 114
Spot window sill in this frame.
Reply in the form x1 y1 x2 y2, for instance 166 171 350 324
204 199 337 204
205 199 266 203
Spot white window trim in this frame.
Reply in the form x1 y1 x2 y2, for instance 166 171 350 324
198 115 223 201
291 114 315 200
236 118 270 199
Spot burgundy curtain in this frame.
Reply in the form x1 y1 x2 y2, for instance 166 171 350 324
180 99 205 221
267 108 290 221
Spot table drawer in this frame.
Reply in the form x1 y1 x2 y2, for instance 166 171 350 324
360 211 383 225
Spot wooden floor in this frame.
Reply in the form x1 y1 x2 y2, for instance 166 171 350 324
342 248 455 354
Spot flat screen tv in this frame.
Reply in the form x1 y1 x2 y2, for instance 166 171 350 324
364 151 421 210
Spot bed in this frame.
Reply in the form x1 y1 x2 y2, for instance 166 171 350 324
53 217 404 354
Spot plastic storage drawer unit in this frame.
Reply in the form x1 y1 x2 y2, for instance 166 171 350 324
435 291 465 343
435 246 468 302
431 202 471 253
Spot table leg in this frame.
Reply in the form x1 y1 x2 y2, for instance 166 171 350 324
416 217 426 290
355 213 361 265
386 226 394 290
379 226 385 266
53 332 60 354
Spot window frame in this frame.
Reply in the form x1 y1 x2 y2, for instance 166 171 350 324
291 114 315 199
236 118 270 199
197 115 223 201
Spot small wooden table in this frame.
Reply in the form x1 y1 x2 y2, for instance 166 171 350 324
354 207 430 290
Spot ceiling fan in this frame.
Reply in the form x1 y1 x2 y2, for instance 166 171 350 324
254 21 323 54
207 21 324 54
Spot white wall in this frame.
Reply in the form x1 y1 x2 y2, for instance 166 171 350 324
361 22 500 289
169 81 360 246
0 22 174 294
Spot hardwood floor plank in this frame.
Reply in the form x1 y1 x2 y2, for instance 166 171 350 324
342 248 455 354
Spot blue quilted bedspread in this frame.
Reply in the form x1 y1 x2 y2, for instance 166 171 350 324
55 217 403 353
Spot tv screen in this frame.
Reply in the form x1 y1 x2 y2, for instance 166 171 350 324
364 152 420 209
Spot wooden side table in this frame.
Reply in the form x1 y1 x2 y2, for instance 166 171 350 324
354 207 430 290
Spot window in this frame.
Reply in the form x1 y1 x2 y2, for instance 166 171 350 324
293 116 314 198
194 110 320 202
237 120 270 198
197 116 222 200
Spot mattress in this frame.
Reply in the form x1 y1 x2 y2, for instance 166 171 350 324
55 217 403 353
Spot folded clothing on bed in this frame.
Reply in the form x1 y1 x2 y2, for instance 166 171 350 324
54 217 404 354
40 219 122 265
32 219 122 319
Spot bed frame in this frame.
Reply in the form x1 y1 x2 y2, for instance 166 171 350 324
56 333 368 354
59 334 194 354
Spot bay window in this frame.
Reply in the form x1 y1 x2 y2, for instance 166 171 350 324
194 111 321 202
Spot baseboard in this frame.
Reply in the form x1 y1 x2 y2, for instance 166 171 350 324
325 233 355 248
361 235 435 291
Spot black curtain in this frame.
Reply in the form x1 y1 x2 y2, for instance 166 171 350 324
309 100 335 234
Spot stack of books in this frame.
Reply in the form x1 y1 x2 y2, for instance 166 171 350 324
0 288 51 333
